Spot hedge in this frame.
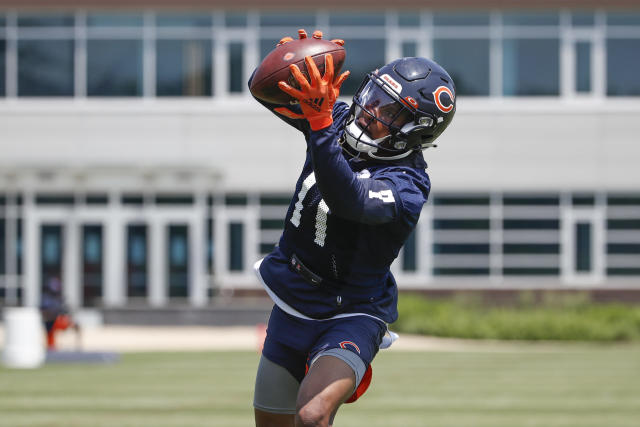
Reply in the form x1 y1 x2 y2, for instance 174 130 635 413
394 293 640 341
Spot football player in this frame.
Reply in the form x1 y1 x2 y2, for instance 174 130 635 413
250 29 456 427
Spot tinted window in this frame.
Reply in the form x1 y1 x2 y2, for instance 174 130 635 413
607 39 640 96
18 13 74 27
157 39 212 96
0 218 4 275
0 40 5 96
572 12 595 26
575 41 591 93
260 38 278 60
503 39 559 96
18 40 74 96
87 13 144 27
260 12 315 28
225 12 247 27
433 13 490 26
156 13 212 27
398 13 420 27
329 12 385 26
340 39 385 96
401 41 417 58
502 12 559 26
606 12 640 26
87 40 143 96
228 42 244 93
229 222 244 271
434 39 490 96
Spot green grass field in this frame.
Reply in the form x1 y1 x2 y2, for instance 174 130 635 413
1 345 639 427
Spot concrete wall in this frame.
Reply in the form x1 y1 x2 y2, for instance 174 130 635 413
1 98 640 193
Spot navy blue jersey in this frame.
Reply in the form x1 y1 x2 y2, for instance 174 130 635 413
252 82 430 323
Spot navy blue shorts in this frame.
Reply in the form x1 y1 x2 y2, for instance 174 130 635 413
262 305 387 384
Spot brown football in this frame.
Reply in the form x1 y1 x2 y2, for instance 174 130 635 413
250 38 346 105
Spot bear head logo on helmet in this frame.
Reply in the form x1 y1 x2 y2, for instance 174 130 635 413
341 57 456 161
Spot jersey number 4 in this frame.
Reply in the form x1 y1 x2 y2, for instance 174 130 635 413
290 173 329 247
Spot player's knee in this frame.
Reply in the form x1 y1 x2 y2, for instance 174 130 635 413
295 400 330 427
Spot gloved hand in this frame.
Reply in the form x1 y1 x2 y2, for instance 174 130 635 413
273 29 348 130
276 53 349 130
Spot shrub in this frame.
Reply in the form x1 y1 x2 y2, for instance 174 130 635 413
394 293 640 341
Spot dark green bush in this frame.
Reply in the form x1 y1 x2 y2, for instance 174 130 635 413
394 293 640 341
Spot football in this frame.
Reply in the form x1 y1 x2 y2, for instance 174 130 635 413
250 37 346 105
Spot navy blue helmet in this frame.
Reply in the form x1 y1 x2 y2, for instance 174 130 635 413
341 57 456 160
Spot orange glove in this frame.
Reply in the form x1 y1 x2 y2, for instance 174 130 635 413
276 54 349 131
277 29 309 46
278 29 343 47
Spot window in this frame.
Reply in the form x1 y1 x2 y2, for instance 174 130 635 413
503 39 560 96
575 41 591 93
340 39 385 96
572 12 595 27
575 223 592 272
606 195 640 275
156 13 212 28
398 13 419 27
329 12 384 26
502 194 560 275
41 225 63 292
87 40 143 96
168 225 189 297
87 13 143 27
207 218 214 275
433 39 490 96
225 12 247 27
260 39 278 60
18 13 74 27
260 12 315 32
607 39 640 96
127 225 147 297
82 225 103 306
228 42 244 93
0 39 5 96
606 12 640 26
502 12 559 26
401 41 417 58
433 12 490 26
18 40 74 96
402 229 417 272
157 39 212 96
0 218 5 275
229 222 244 271
432 194 491 276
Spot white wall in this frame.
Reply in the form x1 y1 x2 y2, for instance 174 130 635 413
1 98 640 193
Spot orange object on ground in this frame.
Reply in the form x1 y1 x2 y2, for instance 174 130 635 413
46 314 73 350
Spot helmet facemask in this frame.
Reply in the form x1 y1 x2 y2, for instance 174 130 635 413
342 73 437 160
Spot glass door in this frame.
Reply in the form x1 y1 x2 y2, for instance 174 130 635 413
562 208 605 283
168 224 189 298
41 225 63 296
127 224 148 299
82 225 103 306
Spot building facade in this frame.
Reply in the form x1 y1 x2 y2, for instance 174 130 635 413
1 2 640 309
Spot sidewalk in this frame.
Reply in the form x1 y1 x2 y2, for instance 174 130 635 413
0 324 575 353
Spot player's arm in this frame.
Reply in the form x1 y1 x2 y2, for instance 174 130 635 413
278 53 409 224
309 127 401 224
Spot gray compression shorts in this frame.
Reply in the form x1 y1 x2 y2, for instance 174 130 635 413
253 348 367 414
